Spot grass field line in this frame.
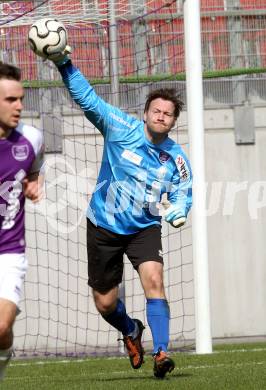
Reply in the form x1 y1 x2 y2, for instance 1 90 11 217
10 345 266 368
214 347 266 354
9 356 266 371
5 361 266 382
182 361 265 371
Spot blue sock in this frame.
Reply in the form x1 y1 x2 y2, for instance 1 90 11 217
102 299 135 336
146 298 170 354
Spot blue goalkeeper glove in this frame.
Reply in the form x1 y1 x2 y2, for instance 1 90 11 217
164 204 187 228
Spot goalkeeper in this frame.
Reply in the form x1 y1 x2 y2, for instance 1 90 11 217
38 42 192 379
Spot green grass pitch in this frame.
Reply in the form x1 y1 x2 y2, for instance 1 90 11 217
1 342 266 390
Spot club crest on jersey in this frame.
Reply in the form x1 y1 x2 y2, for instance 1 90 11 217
175 155 190 181
12 144 29 161
159 151 170 164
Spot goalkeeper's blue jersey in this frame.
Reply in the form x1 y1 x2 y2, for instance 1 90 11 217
59 62 192 234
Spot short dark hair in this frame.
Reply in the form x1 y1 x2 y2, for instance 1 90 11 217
144 88 184 118
0 61 21 81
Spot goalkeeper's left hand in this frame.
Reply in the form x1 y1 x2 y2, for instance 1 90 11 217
164 204 187 228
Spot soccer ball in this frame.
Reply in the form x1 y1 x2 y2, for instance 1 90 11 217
28 18 68 59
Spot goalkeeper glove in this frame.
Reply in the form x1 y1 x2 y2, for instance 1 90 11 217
164 204 187 228
46 45 72 66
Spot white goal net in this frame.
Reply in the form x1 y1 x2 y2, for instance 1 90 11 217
1 0 194 357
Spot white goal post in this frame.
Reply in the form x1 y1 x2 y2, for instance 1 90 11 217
184 0 212 354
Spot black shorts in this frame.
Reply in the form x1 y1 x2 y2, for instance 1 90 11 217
87 219 163 292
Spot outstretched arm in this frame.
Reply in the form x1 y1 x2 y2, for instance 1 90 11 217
28 19 139 138
56 60 110 135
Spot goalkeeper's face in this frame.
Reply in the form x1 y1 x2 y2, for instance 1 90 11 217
0 78 24 135
144 98 177 143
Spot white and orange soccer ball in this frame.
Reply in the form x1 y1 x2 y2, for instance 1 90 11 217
28 18 68 60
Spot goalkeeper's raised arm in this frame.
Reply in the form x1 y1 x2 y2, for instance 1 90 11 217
28 20 192 379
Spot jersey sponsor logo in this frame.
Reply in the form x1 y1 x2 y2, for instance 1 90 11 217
175 155 190 181
0 169 25 229
12 144 29 161
159 151 170 164
121 149 142 166
109 112 134 129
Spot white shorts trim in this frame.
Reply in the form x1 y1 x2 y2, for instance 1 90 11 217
0 253 28 307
